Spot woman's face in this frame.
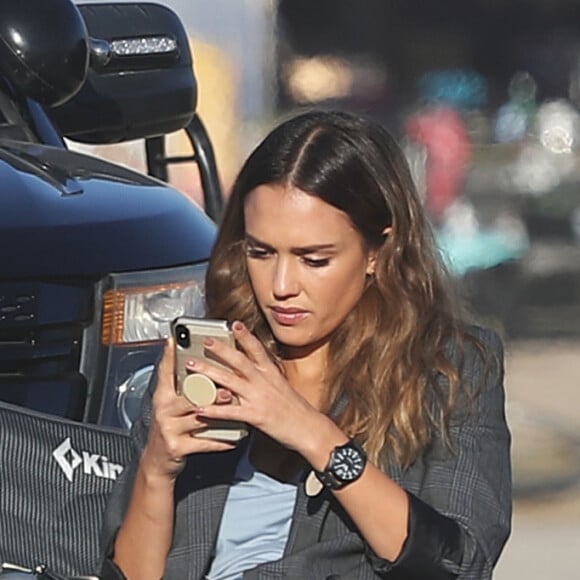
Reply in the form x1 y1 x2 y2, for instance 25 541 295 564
244 183 377 356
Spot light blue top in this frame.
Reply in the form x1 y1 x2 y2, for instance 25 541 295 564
205 444 298 580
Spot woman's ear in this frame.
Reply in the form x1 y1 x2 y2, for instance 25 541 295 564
366 228 391 275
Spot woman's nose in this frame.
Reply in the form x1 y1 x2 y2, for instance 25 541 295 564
272 257 299 298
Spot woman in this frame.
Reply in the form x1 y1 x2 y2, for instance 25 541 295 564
100 110 511 579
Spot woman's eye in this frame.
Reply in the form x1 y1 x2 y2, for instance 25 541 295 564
303 257 330 268
245 246 270 259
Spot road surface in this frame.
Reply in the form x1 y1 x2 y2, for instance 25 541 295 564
495 339 580 579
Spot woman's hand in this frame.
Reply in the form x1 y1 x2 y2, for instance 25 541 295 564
184 321 342 460
140 338 236 481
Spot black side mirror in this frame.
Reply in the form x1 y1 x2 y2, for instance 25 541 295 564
49 2 197 144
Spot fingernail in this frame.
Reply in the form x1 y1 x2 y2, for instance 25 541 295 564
203 337 214 347
186 359 196 368
233 321 243 331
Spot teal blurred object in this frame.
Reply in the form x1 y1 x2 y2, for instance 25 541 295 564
436 227 529 277
417 69 488 109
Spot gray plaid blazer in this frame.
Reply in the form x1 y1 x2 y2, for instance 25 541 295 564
100 326 511 579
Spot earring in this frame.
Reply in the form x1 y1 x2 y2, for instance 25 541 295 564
365 270 376 287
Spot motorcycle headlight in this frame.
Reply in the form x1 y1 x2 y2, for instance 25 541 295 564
97 263 207 429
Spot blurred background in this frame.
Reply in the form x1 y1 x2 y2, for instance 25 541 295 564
80 1 580 576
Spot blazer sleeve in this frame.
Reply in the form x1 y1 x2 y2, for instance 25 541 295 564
368 327 512 579
97 373 155 580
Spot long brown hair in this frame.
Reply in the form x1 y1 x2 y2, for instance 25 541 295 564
206 110 479 468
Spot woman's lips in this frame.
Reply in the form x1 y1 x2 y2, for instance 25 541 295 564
270 307 309 325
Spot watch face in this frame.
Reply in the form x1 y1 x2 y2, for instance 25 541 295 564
333 445 365 482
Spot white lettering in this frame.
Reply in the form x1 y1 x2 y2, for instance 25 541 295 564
52 438 125 482
82 451 104 477
108 463 124 480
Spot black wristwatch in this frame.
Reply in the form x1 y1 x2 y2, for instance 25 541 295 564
315 439 367 490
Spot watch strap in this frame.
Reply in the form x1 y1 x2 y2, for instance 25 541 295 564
315 466 343 490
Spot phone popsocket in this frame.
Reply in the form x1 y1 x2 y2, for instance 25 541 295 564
182 373 217 406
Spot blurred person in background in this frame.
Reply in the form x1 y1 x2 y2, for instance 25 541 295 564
406 104 472 222
494 71 538 144
404 70 488 225
100 110 511 580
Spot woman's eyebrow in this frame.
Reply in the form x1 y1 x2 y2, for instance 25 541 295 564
245 234 336 254
244 234 274 250
292 244 336 255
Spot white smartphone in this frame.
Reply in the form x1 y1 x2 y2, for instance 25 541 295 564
171 316 248 442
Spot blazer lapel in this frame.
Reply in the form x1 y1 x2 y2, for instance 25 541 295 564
284 395 347 554
171 444 246 578
285 473 331 554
